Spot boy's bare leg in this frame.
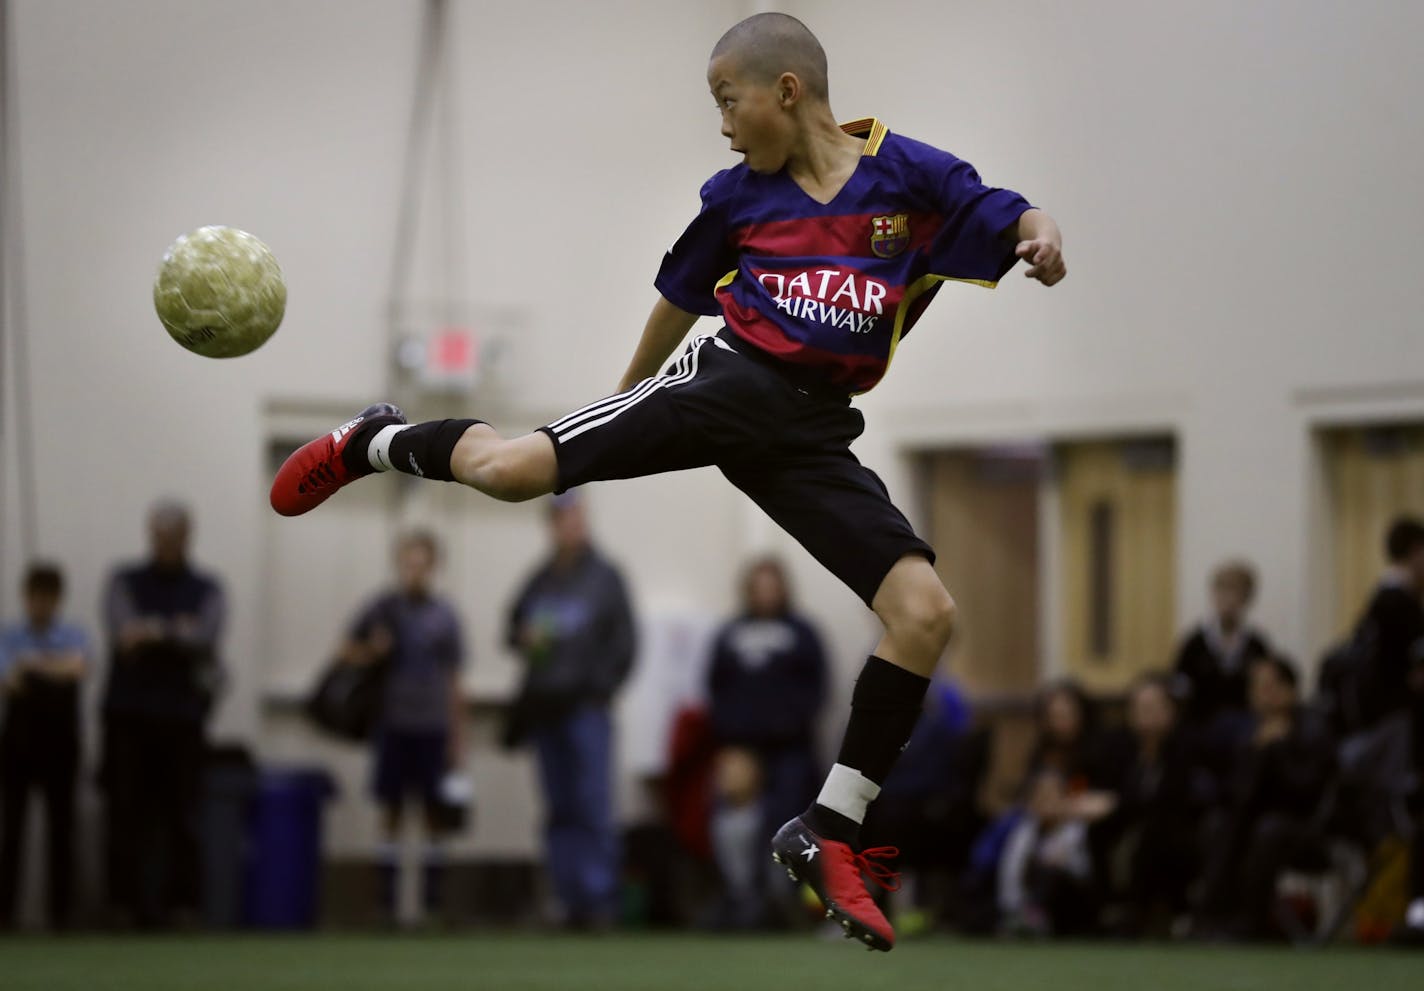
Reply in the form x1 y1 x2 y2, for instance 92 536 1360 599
448 424 559 502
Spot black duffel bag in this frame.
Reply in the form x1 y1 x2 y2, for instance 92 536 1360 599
305 657 387 741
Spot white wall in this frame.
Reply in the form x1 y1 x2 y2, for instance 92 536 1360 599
4 0 1423 891
2 0 770 868
797 0 1424 664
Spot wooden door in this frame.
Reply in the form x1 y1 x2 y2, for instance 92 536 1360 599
925 449 1042 695
1323 424 1424 637
1058 439 1177 694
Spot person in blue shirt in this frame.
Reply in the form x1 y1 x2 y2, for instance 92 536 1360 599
0 562 91 930
705 556 826 928
341 529 466 923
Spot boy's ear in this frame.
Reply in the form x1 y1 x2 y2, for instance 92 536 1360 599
776 71 802 108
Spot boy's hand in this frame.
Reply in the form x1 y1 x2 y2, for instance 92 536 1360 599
1012 208 1066 286
1016 237 1066 286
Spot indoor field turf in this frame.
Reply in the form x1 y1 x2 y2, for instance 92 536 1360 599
3 932 1420 991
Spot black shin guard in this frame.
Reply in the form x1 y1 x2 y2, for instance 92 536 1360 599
387 419 483 481
834 656 930 784
802 656 929 845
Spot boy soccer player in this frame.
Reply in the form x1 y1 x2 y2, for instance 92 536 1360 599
272 12 1065 950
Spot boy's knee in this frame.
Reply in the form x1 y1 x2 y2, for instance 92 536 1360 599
880 573 957 648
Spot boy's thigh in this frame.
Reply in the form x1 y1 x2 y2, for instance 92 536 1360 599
721 451 934 608
539 337 742 492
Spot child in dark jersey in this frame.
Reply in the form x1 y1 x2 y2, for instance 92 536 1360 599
272 11 1065 951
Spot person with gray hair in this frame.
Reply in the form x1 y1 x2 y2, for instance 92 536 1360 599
99 499 226 928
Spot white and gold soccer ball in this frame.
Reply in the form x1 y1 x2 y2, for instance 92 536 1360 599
153 225 287 357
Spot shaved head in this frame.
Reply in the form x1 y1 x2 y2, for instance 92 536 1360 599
711 12 829 101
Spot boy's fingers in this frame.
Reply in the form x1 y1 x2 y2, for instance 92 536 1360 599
1016 239 1037 259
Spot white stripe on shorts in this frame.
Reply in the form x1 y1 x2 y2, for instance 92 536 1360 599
549 335 711 443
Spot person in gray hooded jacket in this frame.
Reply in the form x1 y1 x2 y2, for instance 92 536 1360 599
505 493 635 926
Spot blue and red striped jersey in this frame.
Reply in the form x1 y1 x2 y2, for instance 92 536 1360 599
655 118 1032 394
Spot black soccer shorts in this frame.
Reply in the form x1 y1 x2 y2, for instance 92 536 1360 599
538 330 934 608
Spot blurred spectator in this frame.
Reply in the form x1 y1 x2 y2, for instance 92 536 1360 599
1198 655 1336 939
1351 518 1424 729
963 682 1114 935
0 563 90 930
505 493 635 928
703 557 826 928
1025 680 1111 789
1173 560 1271 730
1094 675 1206 936
100 500 225 928
340 530 465 923
997 769 1100 936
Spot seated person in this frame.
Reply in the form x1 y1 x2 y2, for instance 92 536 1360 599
997 769 1104 937
1093 675 1208 935
1197 655 1336 940
1026 680 1113 791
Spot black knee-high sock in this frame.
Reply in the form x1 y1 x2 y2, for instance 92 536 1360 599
345 418 483 481
802 656 929 846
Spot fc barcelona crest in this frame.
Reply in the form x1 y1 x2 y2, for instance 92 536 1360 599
870 213 910 258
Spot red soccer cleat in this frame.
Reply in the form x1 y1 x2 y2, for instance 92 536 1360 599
269 403 405 516
772 816 900 951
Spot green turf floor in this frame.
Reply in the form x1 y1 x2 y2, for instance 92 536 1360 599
2 933 1419 991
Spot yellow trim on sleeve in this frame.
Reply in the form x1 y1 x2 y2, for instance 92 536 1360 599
853 273 998 396
714 269 738 291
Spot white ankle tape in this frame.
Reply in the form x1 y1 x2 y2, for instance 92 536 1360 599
368 424 412 472
815 764 882 826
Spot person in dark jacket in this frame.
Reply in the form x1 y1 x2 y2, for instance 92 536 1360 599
1353 517 1424 729
99 501 225 928
704 556 827 927
506 493 635 927
0 563 90 930
1198 655 1336 939
1367 517 1424 945
1173 560 1272 729
1094 675 1206 935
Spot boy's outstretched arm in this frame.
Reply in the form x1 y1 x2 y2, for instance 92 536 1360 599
617 296 701 391
1012 208 1067 286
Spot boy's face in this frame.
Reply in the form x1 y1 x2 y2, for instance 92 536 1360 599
396 542 435 595
1211 575 1251 625
1128 683 1174 740
708 55 794 174
24 589 60 628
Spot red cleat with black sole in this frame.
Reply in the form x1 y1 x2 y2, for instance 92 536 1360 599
771 816 900 952
269 403 405 517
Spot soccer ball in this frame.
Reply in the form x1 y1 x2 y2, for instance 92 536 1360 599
153 225 287 358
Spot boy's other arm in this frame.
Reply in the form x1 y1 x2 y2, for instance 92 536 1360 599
616 297 700 392
1010 208 1066 286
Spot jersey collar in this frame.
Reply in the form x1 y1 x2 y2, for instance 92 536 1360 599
840 117 889 157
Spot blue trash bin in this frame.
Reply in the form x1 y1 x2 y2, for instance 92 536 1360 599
244 767 335 929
